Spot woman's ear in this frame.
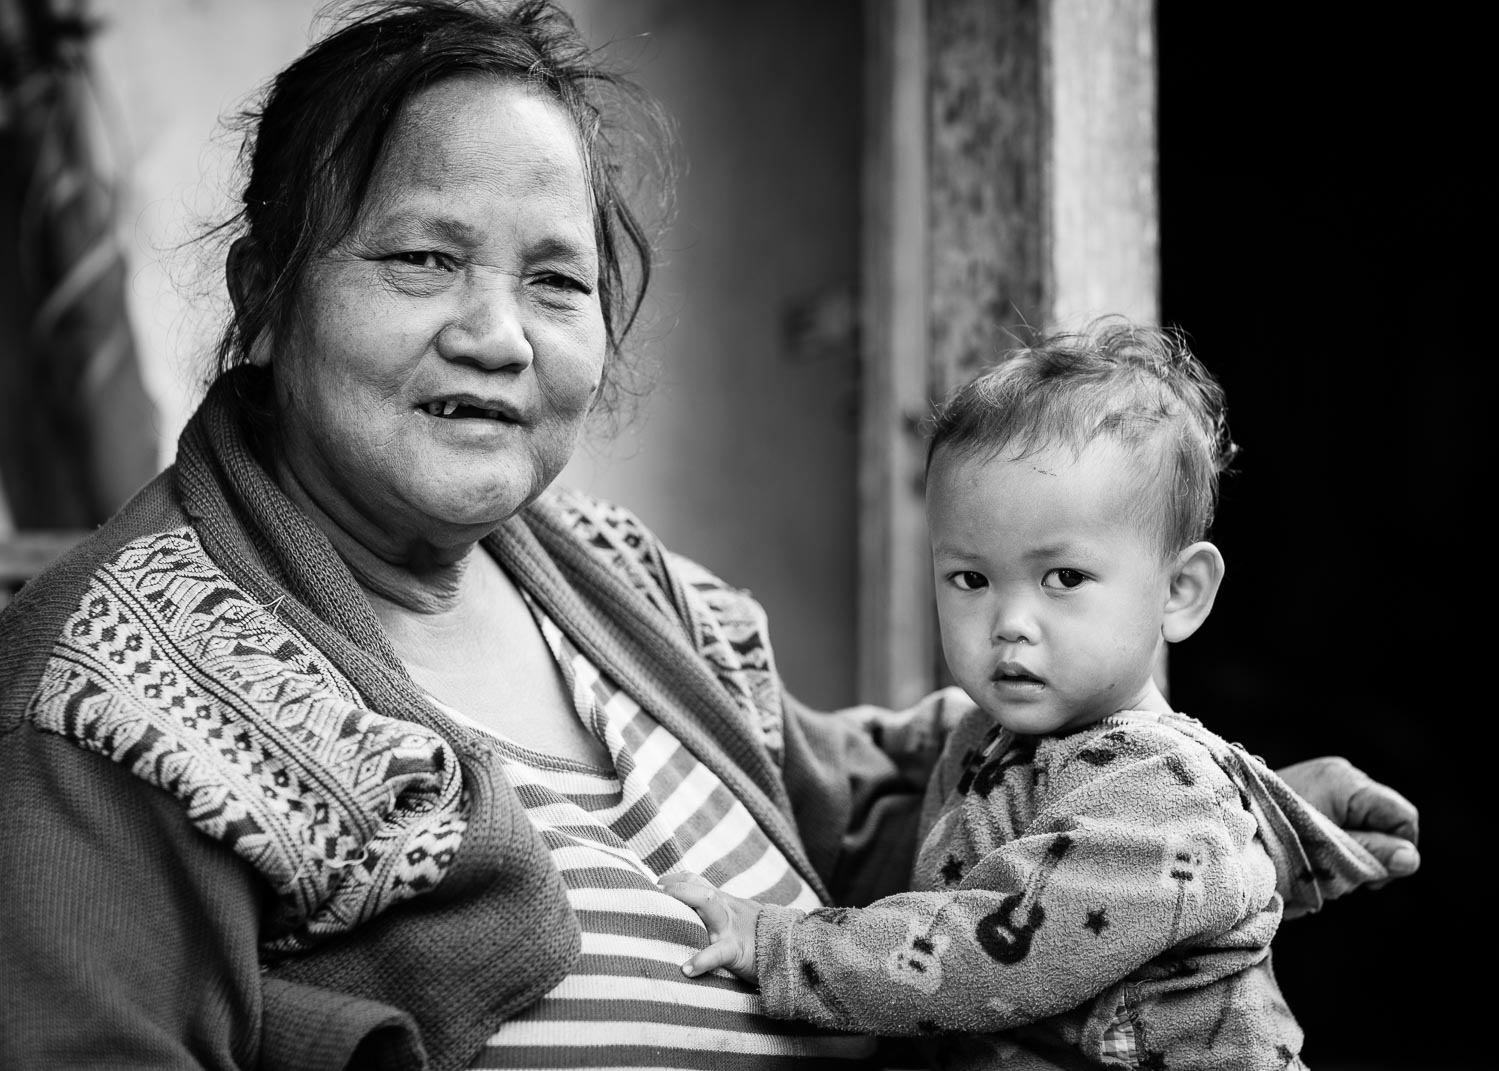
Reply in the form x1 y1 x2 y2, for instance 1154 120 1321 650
226 237 274 367
1162 541 1225 643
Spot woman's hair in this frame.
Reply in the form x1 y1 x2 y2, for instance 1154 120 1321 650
213 0 669 418
925 317 1239 554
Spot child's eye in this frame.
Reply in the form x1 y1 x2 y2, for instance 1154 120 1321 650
1042 568 1088 590
949 571 988 591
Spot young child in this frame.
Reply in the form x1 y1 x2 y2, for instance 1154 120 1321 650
663 320 1388 1069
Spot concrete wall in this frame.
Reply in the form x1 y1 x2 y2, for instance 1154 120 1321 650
91 0 862 707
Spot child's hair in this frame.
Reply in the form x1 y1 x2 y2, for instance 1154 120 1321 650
925 318 1238 555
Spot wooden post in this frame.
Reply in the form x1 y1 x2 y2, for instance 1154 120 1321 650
858 0 1160 705
1048 0 1159 329
859 0 935 707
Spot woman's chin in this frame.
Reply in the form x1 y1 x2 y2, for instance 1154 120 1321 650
403 479 546 539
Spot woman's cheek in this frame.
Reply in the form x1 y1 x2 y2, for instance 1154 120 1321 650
542 321 607 414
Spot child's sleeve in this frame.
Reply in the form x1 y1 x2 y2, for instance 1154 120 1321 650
752 735 1271 1036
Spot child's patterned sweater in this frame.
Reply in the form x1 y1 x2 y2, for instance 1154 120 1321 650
753 709 1386 1070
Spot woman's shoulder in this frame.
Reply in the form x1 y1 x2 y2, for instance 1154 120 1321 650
534 486 754 602
3 483 470 951
533 486 786 754
539 485 658 548
1 473 190 722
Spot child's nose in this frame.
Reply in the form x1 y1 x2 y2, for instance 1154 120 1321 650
991 599 1038 645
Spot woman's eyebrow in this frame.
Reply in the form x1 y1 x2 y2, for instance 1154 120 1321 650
369 211 483 247
372 213 595 263
527 235 598 267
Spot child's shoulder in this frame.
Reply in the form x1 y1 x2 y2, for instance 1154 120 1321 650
1038 711 1239 796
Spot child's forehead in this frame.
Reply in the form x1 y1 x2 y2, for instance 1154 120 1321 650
928 437 1166 543
930 435 1155 486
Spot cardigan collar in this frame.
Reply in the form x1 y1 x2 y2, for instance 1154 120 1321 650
173 367 825 902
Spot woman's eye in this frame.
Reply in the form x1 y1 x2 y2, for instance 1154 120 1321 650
536 272 593 295
949 571 988 591
390 250 453 270
1042 568 1088 590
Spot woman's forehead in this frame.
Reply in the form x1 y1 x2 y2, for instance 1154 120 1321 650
363 76 591 216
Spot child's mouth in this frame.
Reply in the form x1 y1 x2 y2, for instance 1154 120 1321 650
992 663 1042 686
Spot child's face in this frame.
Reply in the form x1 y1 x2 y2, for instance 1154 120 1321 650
927 438 1174 735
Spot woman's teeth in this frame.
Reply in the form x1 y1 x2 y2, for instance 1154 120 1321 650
424 401 505 420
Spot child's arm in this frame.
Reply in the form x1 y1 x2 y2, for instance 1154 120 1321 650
665 733 1333 1037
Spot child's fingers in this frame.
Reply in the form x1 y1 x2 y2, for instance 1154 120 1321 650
660 872 729 923
659 870 712 904
682 938 739 978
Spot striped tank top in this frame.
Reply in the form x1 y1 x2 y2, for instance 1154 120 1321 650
451 598 877 1069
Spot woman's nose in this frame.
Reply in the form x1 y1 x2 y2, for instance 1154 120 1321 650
435 278 533 370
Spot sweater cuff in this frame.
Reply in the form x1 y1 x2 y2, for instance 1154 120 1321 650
755 903 808 1020
260 978 428 1071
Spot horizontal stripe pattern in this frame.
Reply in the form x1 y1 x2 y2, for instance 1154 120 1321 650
455 599 873 1069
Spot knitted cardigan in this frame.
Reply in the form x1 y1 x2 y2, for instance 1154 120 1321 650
0 371 948 1071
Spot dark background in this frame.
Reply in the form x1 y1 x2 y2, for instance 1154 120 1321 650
1160 5 1479 1067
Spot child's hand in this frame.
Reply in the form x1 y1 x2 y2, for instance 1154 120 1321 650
659 871 763 983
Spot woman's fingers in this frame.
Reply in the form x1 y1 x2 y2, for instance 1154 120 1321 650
1276 756 1420 885
1346 778 1419 847
1348 777 1421 883
1350 830 1421 884
1277 757 1420 842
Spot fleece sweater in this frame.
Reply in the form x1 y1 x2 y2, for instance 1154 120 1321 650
0 368 955 1071
755 708 1387 1070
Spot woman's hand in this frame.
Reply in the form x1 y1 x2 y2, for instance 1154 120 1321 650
659 871 764 984
1278 756 1420 884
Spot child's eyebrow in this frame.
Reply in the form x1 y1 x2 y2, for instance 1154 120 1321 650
1024 542 1102 564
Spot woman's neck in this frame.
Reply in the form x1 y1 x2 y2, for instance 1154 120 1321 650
272 453 481 615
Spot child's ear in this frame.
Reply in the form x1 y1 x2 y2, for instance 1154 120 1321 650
226 237 274 368
1162 541 1224 643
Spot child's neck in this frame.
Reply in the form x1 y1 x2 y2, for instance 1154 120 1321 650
1121 676 1174 717
1035 679 1175 738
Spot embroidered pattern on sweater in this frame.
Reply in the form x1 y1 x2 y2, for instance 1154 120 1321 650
551 490 786 762
26 528 467 954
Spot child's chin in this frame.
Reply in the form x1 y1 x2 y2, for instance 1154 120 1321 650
988 703 1099 737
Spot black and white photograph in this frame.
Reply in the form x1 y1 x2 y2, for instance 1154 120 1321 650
2 2 1473 1068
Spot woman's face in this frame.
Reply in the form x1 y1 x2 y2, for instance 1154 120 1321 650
266 75 606 552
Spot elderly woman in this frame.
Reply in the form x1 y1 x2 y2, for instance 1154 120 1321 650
0 2 1417 1069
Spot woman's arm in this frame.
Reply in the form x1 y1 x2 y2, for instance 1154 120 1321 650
780 688 975 907
0 723 264 1070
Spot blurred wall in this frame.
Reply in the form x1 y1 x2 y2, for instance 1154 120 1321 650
90 0 863 708
91 0 322 455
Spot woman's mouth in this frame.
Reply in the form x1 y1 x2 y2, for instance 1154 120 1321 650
420 400 518 421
